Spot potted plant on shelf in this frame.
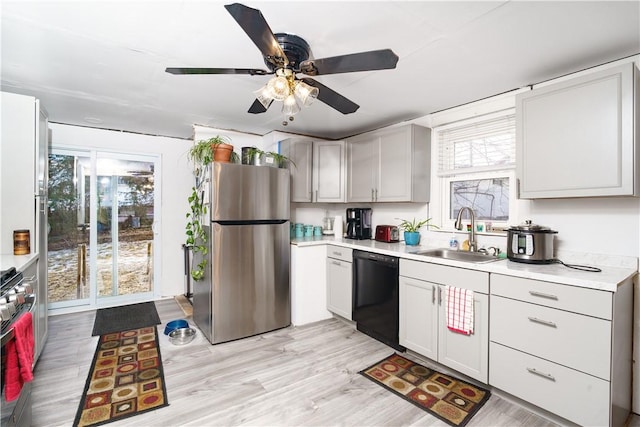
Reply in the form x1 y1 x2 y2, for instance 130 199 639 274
240 146 293 168
188 135 238 165
397 217 439 246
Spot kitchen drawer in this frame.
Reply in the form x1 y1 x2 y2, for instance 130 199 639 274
327 245 352 262
490 295 611 380
490 342 610 427
400 259 488 293
490 274 612 319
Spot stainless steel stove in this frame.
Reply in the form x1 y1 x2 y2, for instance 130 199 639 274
1 267 34 427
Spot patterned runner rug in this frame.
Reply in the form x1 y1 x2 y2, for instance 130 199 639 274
73 326 169 427
360 353 490 427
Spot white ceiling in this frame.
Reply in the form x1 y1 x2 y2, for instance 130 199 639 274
2 1 639 140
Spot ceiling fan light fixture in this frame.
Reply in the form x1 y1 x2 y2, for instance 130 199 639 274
294 81 319 107
254 84 274 108
266 68 293 101
282 94 301 116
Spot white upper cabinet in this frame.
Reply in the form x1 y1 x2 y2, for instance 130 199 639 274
313 140 346 203
346 124 431 202
516 62 639 199
283 139 313 202
281 139 346 203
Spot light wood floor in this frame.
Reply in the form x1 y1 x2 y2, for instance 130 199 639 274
31 298 638 426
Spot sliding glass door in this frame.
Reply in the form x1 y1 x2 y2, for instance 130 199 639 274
48 149 159 310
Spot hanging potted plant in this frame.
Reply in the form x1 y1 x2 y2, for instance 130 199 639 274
397 217 439 246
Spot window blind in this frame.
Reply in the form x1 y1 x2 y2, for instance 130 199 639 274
438 113 515 176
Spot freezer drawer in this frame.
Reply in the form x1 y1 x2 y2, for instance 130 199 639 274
194 222 290 344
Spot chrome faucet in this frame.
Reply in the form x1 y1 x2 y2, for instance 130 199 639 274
455 207 477 252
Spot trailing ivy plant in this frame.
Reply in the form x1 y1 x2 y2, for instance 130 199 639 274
186 186 208 281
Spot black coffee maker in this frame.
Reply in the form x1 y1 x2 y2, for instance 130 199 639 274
345 208 372 239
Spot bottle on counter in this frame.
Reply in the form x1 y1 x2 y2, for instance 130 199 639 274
449 234 459 250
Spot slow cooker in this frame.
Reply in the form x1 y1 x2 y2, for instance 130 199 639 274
506 220 558 264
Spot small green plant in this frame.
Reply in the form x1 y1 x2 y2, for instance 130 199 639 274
186 187 208 281
396 217 439 232
243 147 294 168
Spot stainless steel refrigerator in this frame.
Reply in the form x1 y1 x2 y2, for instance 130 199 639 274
193 162 290 344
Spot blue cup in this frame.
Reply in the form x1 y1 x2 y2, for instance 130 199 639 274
313 226 322 236
304 225 313 237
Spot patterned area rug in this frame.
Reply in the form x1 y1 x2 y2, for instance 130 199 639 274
73 327 169 427
360 353 490 427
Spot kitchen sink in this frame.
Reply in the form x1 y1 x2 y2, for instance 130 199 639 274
414 248 501 264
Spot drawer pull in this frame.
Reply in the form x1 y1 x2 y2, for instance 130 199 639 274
333 251 342 256
526 367 556 381
528 290 558 300
332 260 342 266
528 316 557 328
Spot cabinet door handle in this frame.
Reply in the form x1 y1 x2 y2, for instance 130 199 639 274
438 286 442 305
374 188 378 201
528 290 558 300
371 188 374 201
526 367 556 381
432 285 435 304
528 316 557 328
332 260 341 266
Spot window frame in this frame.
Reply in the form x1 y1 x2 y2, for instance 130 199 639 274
430 105 518 232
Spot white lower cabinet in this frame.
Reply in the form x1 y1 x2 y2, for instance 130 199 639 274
399 259 488 383
290 244 332 326
326 245 352 320
489 273 634 427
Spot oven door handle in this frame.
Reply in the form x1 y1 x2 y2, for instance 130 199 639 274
1 293 36 348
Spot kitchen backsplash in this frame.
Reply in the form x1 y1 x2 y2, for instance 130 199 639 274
291 202 638 270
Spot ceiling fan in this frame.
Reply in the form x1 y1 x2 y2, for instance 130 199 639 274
166 3 399 124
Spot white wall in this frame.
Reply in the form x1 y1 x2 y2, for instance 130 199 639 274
50 123 193 297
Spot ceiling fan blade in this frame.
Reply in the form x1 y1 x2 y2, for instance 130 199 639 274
224 3 288 68
299 49 399 76
165 67 269 75
248 98 272 114
300 78 359 114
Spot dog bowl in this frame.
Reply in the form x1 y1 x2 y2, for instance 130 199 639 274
168 327 196 345
164 319 189 335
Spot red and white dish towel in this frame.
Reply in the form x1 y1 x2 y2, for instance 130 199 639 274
446 286 474 335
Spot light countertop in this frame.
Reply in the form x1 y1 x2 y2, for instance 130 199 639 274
291 237 636 292
1 253 39 272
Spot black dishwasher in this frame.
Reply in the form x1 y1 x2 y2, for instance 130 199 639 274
352 250 405 352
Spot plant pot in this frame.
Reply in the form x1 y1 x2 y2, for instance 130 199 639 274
404 231 421 246
241 147 254 165
212 143 234 163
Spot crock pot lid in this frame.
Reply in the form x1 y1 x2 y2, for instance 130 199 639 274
509 219 556 232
